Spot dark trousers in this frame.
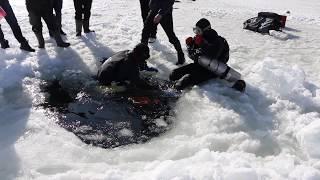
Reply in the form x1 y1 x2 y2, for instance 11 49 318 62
169 63 217 90
73 0 93 21
0 0 27 43
141 10 180 46
53 0 63 29
139 0 157 38
28 10 57 34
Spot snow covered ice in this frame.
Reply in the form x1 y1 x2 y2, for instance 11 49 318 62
1 0 320 179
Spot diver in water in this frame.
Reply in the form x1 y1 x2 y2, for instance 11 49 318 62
97 43 155 89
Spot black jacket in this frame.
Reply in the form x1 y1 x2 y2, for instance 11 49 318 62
26 0 53 13
200 29 229 63
149 0 174 16
97 50 152 88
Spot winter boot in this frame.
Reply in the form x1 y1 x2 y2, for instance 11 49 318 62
53 31 70 48
0 40 9 49
76 19 82 36
35 32 45 49
60 29 66 35
83 20 95 33
173 41 185 65
176 52 186 65
232 80 246 92
20 41 35 52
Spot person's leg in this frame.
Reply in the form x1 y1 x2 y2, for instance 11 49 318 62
160 13 185 65
2 0 35 51
29 11 45 48
0 24 9 49
175 65 216 90
139 0 157 40
1 0 27 44
73 0 83 36
42 12 70 47
141 10 157 44
83 0 94 33
139 0 149 21
53 0 66 35
169 63 196 81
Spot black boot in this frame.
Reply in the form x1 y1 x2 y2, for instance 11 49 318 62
83 20 94 33
20 41 35 52
76 20 82 36
176 52 186 65
60 29 66 35
232 80 246 92
35 32 45 49
53 31 70 48
173 41 185 65
1 40 9 49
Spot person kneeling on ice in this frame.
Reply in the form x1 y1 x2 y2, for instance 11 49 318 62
169 18 246 92
97 43 155 89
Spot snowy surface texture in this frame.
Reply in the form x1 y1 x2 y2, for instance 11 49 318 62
1 0 320 179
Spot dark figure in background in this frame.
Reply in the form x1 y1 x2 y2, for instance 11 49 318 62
26 0 70 48
141 0 185 65
139 0 157 43
52 0 66 36
170 18 245 91
0 0 34 51
73 0 94 36
97 43 154 89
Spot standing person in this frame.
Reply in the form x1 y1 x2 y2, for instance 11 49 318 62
73 0 94 37
52 0 66 35
139 0 157 43
141 0 185 65
26 0 70 48
0 0 34 51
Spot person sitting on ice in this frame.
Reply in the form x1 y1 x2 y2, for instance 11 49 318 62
97 43 155 89
169 18 246 92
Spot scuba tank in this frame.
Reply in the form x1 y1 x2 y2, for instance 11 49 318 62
198 56 241 82
198 56 245 91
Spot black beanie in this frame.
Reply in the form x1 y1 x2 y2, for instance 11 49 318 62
132 43 150 60
195 18 211 31
133 43 149 55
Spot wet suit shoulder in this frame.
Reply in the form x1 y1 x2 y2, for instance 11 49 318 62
97 50 153 90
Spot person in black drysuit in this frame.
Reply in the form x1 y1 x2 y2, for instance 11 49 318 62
0 0 34 51
141 0 185 65
169 18 230 90
139 0 157 43
97 43 154 89
26 0 70 48
73 0 94 36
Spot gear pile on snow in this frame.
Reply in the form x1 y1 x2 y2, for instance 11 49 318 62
243 12 287 34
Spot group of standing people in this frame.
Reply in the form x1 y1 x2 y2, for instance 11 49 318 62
1 0 245 91
0 0 94 50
